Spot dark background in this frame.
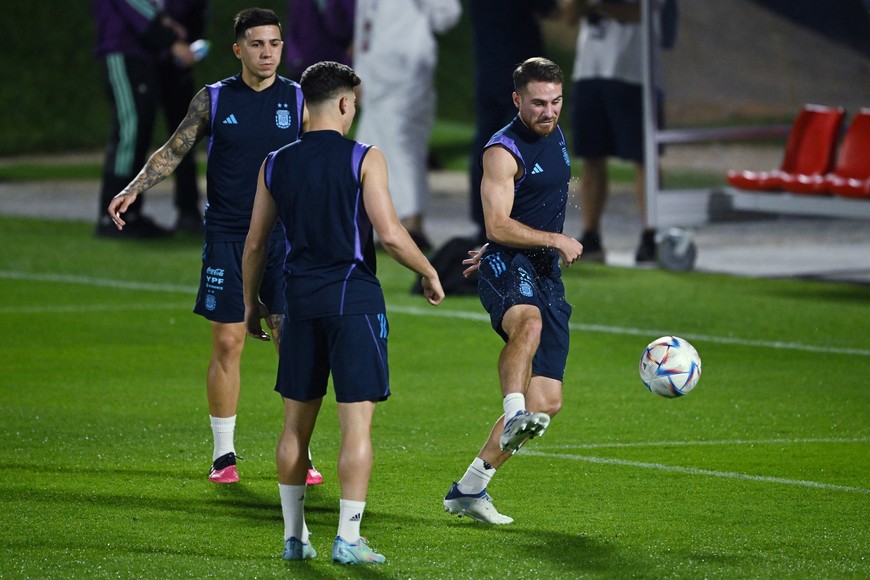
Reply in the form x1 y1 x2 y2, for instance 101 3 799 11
0 0 867 156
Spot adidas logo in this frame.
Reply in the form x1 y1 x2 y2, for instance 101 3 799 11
531 163 543 174
223 114 239 125
349 513 361 522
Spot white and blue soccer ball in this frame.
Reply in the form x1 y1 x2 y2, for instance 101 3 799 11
639 336 702 398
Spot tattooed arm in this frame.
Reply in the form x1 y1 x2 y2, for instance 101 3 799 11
107 88 211 229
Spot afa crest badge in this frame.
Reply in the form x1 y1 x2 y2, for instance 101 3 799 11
275 104 292 129
517 267 534 298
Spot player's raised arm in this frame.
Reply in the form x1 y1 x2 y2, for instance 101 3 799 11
107 87 211 229
361 147 444 305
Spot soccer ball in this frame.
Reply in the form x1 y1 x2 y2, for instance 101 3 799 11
639 336 702 398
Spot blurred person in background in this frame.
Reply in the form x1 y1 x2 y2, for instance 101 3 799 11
159 0 210 235
284 0 355 81
568 0 676 264
93 0 196 238
353 0 462 251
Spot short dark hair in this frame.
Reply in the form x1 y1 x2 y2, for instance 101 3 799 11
233 8 281 40
300 61 361 105
513 57 563 93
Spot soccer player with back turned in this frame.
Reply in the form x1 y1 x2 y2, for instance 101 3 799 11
242 61 444 564
444 57 583 524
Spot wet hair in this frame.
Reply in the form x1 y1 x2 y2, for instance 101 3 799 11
300 61 361 105
513 57 563 93
233 8 282 40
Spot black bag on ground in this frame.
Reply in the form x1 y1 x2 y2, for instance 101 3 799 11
411 236 480 296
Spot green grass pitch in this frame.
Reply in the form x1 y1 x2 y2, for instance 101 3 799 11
1 216 868 578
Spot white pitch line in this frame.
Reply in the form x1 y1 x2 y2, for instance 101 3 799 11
388 305 870 357
0 270 196 294
2 270 869 357
540 437 870 450
521 449 870 495
0 303 191 314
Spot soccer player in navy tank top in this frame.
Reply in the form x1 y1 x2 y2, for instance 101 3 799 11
242 61 444 563
106 8 323 486
444 58 584 524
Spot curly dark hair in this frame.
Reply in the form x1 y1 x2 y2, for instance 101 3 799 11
300 61 361 105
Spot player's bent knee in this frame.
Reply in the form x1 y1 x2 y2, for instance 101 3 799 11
527 388 562 417
542 398 562 417
507 317 543 348
522 316 543 339
529 397 561 418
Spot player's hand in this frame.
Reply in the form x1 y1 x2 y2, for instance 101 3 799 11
171 41 196 68
107 191 139 230
461 242 488 278
556 234 583 268
244 302 272 341
421 274 445 306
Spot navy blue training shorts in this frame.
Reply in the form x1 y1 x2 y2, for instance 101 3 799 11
194 237 286 323
571 78 663 163
275 313 391 403
478 251 572 381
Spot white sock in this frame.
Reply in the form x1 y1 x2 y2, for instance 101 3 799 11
337 499 366 544
210 415 236 461
279 484 309 542
503 393 525 421
457 457 496 495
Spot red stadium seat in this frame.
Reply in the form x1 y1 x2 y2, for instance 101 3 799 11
727 104 845 192
825 109 870 199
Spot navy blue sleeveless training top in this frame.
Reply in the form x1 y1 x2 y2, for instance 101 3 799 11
205 74 304 242
483 115 572 276
264 130 385 320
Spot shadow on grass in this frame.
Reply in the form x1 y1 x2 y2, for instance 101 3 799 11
6 465 644 577
439 521 626 575
511 529 625 575
769 279 870 302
